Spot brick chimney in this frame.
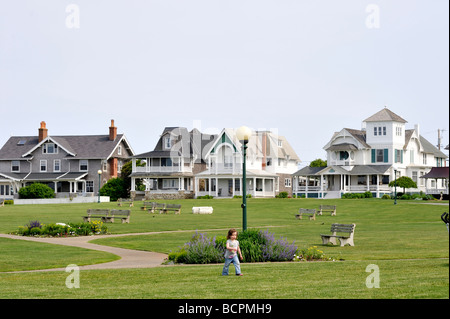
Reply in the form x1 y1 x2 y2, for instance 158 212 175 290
109 120 117 141
38 121 48 142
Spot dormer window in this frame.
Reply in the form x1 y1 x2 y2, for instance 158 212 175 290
43 143 58 154
164 137 171 149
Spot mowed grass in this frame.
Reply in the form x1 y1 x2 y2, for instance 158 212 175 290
0 198 448 299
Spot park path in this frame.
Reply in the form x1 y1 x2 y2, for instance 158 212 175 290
0 232 171 273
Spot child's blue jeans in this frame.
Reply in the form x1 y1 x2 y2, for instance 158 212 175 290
222 255 241 275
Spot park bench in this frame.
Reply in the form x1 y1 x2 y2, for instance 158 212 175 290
147 202 166 214
295 208 316 220
318 205 336 216
117 198 134 207
82 209 110 223
320 223 356 246
140 201 154 210
161 204 182 214
105 210 131 224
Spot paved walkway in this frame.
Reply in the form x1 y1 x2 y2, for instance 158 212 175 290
0 232 170 273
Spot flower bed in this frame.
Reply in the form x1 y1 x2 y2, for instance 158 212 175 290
14 220 108 237
167 229 335 264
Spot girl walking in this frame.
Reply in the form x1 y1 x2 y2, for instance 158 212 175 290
222 228 243 276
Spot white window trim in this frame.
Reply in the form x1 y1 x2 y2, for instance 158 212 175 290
80 160 88 171
40 160 47 172
11 160 20 172
54 159 61 172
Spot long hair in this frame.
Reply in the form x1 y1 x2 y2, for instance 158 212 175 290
226 228 237 240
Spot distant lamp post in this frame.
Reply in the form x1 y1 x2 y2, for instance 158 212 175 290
97 170 102 203
394 169 397 205
236 126 252 232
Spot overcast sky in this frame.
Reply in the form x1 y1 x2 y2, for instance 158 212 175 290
1 0 448 167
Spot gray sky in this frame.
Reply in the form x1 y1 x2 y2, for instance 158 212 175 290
1 0 448 167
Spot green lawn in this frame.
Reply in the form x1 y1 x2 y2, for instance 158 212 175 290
0 198 448 299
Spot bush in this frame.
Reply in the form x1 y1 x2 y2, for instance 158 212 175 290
381 194 391 199
15 221 108 237
168 229 298 264
197 195 214 199
276 192 289 198
99 178 128 201
18 183 55 199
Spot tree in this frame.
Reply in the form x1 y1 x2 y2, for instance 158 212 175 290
310 159 327 167
388 176 417 193
99 178 128 201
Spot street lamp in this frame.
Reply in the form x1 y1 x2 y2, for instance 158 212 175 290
394 169 397 205
236 126 252 232
97 170 102 203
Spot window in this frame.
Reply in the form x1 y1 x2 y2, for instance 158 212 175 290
412 171 418 184
422 154 427 165
395 149 403 163
284 178 291 187
376 149 384 162
11 161 20 172
161 158 172 166
80 160 88 171
163 179 178 189
372 149 388 163
43 143 58 154
410 150 414 164
86 181 94 193
40 160 47 172
164 137 171 149
340 151 349 160
374 126 386 136
118 145 122 155
54 160 61 172
278 140 282 147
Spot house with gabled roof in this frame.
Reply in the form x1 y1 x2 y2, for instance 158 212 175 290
0 120 134 200
293 108 448 198
129 127 216 199
195 128 300 198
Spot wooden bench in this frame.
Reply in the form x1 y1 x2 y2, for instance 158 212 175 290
318 205 336 216
117 198 134 207
161 204 181 214
320 223 356 246
141 201 154 210
82 209 110 222
295 208 316 220
106 210 131 223
148 202 166 214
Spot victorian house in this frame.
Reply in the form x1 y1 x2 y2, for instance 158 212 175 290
195 129 300 198
293 108 448 198
0 120 134 199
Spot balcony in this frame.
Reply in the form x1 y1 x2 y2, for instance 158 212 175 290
133 165 191 173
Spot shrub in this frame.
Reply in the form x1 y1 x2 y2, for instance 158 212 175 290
16 221 108 237
276 192 289 198
169 229 298 264
99 178 128 201
197 195 214 199
18 183 55 199
381 194 391 199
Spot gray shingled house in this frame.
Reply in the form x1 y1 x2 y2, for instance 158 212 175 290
0 120 134 200
130 127 216 199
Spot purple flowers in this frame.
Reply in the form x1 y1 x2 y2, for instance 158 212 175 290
169 229 298 264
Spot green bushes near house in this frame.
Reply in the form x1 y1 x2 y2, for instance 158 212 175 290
18 183 55 199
